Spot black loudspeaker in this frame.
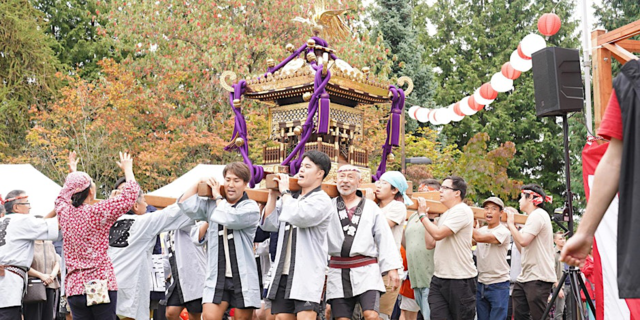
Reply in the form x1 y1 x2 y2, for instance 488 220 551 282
531 47 584 117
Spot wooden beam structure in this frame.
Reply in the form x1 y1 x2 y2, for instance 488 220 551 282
591 21 640 132
147 174 528 224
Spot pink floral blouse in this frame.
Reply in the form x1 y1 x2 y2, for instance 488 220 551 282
55 177 140 296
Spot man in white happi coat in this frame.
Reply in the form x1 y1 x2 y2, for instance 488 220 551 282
0 190 59 320
163 220 207 320
108 190 193 320
178 162 261 320
326 165 402 320
261 150 334 320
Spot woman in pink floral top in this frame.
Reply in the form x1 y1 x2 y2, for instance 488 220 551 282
55 152 140 319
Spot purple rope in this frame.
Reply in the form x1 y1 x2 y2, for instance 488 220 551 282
280 62 332 174
373 85 405 181
265 44 308 76
225 80 264 188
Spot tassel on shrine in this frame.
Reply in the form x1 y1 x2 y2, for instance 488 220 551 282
389 108 401 146
317 92 331 134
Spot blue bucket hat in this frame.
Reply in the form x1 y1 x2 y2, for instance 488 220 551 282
379 171 413 206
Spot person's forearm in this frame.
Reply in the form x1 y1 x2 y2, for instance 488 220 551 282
124 168 135 182
51 262 60 277
44 209 56 219
28 268 42 278
263 194 277 219
421 218 445 240
509 224 525 249
577 140 622 236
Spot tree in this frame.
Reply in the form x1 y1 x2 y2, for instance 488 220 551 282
0 0 60 161
25 59 232 196
369 0 437 132
31 0 121 78
592 0 640 73
19 0 395 190
101 0 392 173
593 1 640 32
415 0 581 205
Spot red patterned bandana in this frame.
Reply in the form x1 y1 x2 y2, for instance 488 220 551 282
522 190 553 206
0 194 28 205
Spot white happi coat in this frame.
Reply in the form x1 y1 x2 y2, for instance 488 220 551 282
108 204 192 320
178 193 262 308
0 214 58 308
261 187 333 303
326 197 402 300
164 221 207 303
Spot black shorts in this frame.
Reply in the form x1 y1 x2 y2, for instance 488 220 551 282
270 275 321 315
213 277 256 310
166 288 203 313
329 290 380 318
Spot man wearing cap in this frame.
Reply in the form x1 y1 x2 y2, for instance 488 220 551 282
472 197 511 320
0 191 59 320
326 165 402 320
506 184 556 320
415 176 477 320
374 171 412 320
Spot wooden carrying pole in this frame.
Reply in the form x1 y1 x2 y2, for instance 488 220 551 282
147 174 528 224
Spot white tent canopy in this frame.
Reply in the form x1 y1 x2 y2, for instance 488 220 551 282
0 164 62 215
148 164 225 198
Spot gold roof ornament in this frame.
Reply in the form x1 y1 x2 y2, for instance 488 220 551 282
293 0 351 41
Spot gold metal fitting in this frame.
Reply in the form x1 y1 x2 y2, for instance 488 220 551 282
233 99 241 106
235 137 245 147
293 126 302 135
306 52 317 62
267 58 275 67
285 43 295 52
307 39 316 47
302 92 312 101
387 153 395 162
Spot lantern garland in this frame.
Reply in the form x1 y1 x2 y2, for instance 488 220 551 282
408 14 561 125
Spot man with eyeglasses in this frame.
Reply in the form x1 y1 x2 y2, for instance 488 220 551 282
414 176 477 320
0 190 59 320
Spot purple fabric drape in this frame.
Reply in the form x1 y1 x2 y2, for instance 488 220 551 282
373 85 405 181
225 80 264 187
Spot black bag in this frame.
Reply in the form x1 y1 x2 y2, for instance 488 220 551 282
23 277 47 304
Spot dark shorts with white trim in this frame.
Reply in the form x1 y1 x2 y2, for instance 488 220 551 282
210 277 256 310
166 288 203 313
270 275 321 315
328 290 381 318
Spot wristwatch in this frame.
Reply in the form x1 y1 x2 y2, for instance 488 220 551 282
281 190 292 196
214 195 224 201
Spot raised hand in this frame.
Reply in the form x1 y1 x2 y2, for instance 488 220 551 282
68 151 79 173
116 152 133 171
504 207 518 226
416 197 429 214
116 152 135 182
204 177 221 198
363 188 375 201
276 173 290 194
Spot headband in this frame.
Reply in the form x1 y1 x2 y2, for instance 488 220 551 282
522 190 552 206
0 194 28 205
337 165 360 173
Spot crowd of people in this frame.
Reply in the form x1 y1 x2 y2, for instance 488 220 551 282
1 150 598 320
